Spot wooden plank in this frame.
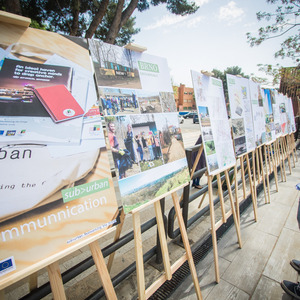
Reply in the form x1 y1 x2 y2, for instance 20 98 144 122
154 201 172 280
89 241 117 300
234 165 240 224
207 175 220 283
279 138 287 182
240 156 246 199
172 192 202 299
217 174 226 223
252 150 257 201
132 212 146 300
0 11 31 27
47 261 66 300
269 144 279 192
29 272 38 291
107 209 125 273
258 146 268 204
263 146 271 204
225 170 242 248
246 153 257 221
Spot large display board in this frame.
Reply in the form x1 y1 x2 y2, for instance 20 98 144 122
226 74 255 156
270 89 283 138
262 88 276 143
191 70 236 175
89 40 190 213
0 23 119 288
248 80 266 146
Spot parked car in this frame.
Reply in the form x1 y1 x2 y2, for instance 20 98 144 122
193 114 199 124
178 111 189 116
183 112 197 119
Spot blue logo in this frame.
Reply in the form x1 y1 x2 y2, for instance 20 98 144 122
0 257 13 272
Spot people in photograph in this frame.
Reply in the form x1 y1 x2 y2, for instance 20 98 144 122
125 124 137 163
141 132 149 161
107 121 126 179
100 97 107 115
106 97 112 115
135 134 143 162
154 135 161 159
147 132 155 160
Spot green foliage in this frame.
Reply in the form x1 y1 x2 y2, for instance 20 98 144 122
246 0 300 63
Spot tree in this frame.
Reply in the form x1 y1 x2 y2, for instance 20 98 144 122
0 0 199 46
246 0 300 64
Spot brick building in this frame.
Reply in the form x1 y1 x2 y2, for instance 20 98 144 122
173 83 196 111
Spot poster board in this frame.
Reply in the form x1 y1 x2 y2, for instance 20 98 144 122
271 89 283 138
287 96 296 133
226 75 256 156
262 88 276 143
88 40 190 214
191 70 236 176
248 80 266 146
0 23 119 289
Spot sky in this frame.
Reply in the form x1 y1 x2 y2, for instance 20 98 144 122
131 0 297 87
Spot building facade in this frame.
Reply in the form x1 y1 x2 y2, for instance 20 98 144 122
173 84 196 111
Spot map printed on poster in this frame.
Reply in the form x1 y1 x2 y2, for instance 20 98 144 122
287 97 296 133
0 25 119 288
248 80 266 146
191 70 236 175
226 75 255 157
89 40 190 214
271 89 283 138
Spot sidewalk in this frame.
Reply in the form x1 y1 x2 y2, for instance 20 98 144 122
169 157 300 299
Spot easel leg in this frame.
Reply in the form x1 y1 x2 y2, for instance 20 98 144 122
255 148 261 184
132 211 146 300
172 192 202 299
246 154 258 221
47 261 66 300
29 272 38 291
288 135 296 167
107 209 125 273
259 147 268 204
279 138 287 181
283 136 292 174
252 151 257 201
154 201 172 280
263 145 271 204
234 165 240 224
224 170 242 248
276 139 284 182
269 143 279 192
217 174 226 223
89 241 118 300
208 175 220 283
240 156 246 199
0 289 4 300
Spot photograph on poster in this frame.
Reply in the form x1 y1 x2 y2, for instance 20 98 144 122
205 140 216 155
207 154 219 172
130 114 164 171
202 127 214 141
234 136 247 156
198 106 211 127
88 39 142 89
159 91 177 113
98 87 139 115
137 90 163 114
119 158 190 213
154 113 185 164
232 118 245 137
263 89 275 142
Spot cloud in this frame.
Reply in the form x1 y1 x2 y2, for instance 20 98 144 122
144 15 188 30
194 0 211 6
218 1 244 24
187 16 203 28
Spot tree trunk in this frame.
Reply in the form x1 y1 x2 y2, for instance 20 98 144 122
5 0 22 15
85 0 110 39
70 0 80 36
119 0 139 28
105 0 125 44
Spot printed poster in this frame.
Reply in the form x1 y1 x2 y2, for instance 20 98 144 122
287 97 296 133
226 75 255 156
263 89 276 142
248 80 266 146
89 40 190 213
0 25 119 288
191 70 236 175
271 89 283 138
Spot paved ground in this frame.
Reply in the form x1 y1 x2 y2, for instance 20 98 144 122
169 154 300 300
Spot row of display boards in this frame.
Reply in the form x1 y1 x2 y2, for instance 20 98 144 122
0 10 298 300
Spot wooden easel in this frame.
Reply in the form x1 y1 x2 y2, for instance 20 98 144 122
131 187 202 300
257 145 270 204
207 164 242 283
280 135 292 175
265 141 279 192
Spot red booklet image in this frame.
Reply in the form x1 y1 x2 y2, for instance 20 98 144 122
34 85 84 123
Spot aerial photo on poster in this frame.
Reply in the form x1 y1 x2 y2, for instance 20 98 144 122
89 39 189 213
